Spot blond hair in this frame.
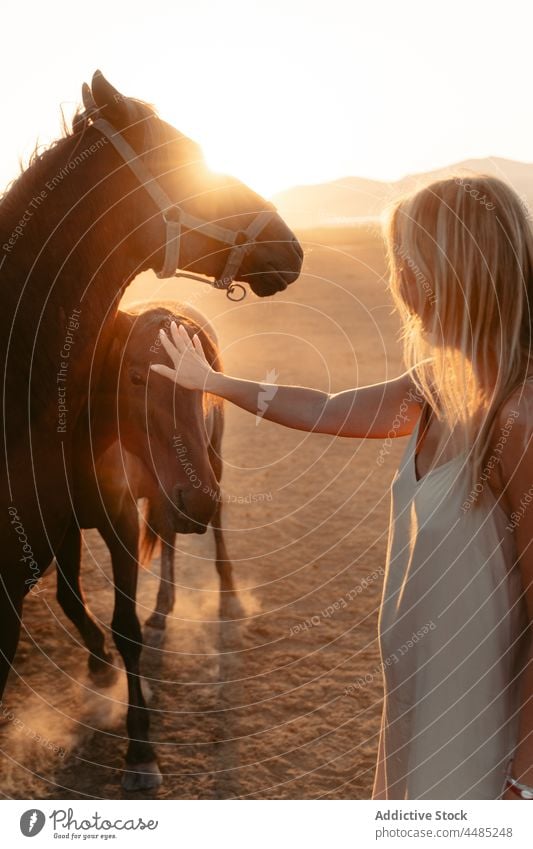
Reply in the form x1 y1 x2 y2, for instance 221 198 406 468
385 175 533 502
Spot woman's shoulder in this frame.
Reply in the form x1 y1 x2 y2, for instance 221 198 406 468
490 375 533 507
491 377 533 586
494 374 533 440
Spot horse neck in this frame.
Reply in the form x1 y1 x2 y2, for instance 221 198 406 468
0 129 158 414
1 126 156 305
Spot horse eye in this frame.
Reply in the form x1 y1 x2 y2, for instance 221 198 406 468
130 370 145 386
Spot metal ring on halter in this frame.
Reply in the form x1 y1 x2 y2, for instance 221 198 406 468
211 275 247 301
226 283 246 301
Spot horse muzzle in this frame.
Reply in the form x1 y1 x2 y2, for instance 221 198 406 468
243 235 304 297
171 484 218 534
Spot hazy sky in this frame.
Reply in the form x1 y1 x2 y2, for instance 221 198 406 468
1 0 533 196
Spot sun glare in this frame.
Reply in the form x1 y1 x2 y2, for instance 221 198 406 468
1 1 533 201
202 141 296 199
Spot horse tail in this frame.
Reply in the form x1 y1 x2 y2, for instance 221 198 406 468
138 498 161 566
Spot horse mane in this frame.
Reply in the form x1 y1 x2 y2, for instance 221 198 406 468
139 499 160 566
0 111 84 208
0 98 160 231
123 299 223 372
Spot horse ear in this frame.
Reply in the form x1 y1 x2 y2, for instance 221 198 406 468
113 310 135 343
81 82 97 114
90 70 130 128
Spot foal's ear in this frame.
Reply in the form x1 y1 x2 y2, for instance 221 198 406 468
113 310 135 343
90 70 131 128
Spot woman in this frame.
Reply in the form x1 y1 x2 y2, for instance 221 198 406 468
152 175 533 801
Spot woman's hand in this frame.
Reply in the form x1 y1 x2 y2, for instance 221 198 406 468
150 321 212 390
151 333 422 437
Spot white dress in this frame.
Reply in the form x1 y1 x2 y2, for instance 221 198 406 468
372 404 529 799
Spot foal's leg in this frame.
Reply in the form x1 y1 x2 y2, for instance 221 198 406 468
99 515 162 791
207 409 239 618
212 498 243 621
55 518 116 685
212 499 235 597
144 538 176 647
207 418 236 600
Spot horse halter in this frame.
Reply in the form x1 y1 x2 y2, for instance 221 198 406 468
79 87 277 300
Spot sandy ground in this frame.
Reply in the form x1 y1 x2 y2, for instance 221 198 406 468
0 225 409 799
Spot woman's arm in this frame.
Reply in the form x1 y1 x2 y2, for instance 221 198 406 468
497 395 533 798
150 321 423 438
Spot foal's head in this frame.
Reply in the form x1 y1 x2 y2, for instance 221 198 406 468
81 71 303 296
111 306 221 535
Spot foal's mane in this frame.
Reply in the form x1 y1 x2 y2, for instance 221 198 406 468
124 300 222 372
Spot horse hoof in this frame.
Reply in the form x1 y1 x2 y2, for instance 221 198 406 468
121 761 163 791
219 594 244 620
89 664 119 688
88 655 118 688
143 624 166 649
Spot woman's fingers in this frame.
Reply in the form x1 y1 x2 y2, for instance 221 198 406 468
170 320 181 349
155 323 207 390
192 333 205 357
159 330 181 365
179 323 191 342
166 321 183 352
169 320 192 351
150 363 177 381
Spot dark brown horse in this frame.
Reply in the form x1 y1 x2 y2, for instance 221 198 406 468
0 71 302 781
55 302 230 790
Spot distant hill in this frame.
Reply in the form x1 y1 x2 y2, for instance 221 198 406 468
272 157 533 230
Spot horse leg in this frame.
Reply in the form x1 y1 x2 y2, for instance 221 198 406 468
212 500 235 597
55 518 116 686
99 515 162 791
144 539 176 648
207 409 240 618
213 499 244 622
0 571 24 711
